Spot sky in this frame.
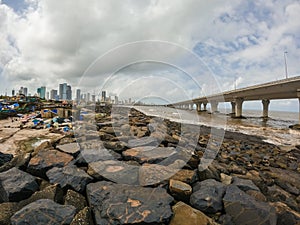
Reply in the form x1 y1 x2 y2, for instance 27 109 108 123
0 0 299 111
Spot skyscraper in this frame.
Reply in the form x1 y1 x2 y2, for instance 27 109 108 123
23 87 28 96
59 84 63 100
62 83 67 100
102 91 106 102
39 86 46 99
50 89 58 100
12 89 15 96
76 89 81 102
66 85 72 100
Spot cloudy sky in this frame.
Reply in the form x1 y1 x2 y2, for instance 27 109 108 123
0 0 299 111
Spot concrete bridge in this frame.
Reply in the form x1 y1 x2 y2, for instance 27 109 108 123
168 76 300 123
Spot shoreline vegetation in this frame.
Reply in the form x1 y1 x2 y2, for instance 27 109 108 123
0 105 299 224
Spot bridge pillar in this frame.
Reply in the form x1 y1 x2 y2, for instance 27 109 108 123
235 98 244 118
210 101 218 113
203 103 207 111
262 99 270 118
196 103 201 111
190 103 194 110
230 102 236 114
297 89 300 124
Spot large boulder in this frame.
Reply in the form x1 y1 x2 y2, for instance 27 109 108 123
0 167 39 202
87 160 139 185
223 185 277 225
75 148 118 165
169 179 192 201
122 146 177 164
46 166 93 193
27 149 73 178
11 199 76 225
86 181 174 224
190 179 226 214
70 207 94 225
170 201 217 225
64 189 87 213
270 202 300 225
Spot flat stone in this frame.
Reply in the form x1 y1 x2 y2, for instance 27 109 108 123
0 167 39 202
170 201 217 225
70 207 94 225
56 143 80 156
139 163 178 186
232 177 260 192
46 166 93 193
0 152 13 166
27 149 73 178
223 185 277 225
190 179 226 214
75 148 117 165
64 189 87 214
127 136 158 148
169 179 192 201
86 181 173 224
87 160 139 185
11 199 76 225
122 146 177 164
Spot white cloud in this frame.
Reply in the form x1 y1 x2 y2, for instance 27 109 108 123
0 0 299 111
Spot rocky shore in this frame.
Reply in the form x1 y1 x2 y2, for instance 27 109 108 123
0 106 299 225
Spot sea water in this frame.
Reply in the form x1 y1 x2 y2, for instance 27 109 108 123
134 106 300 147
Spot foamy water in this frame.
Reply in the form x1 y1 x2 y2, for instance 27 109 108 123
134 106 300 147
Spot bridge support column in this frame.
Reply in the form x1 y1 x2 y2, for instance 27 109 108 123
196 103 201 111
298 89 300 124
262 99 270 118
235 98 244 118
231 102 236 114
203 103 207 111
210 101 218 113
190 103 194 110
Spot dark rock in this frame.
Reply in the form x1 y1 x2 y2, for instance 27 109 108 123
46 166 93 193
64 189 87 214
103 141 127 152
71 207 94 225
218 214 234 225
170 201 217 225
127 136 158 148
232 177 260 192
0 152 13 166
198 163 220 181
20 183 64 206
27 149 73 178
190 179 226 214
56 142 81 156
123 146 177 164
87 160 139 185
245 190 267 202
0 167 39 202
169 179 192 201
0 153 31 172
86 181 173 224
11 199 76 225
270 202 300 225
223 185 277 225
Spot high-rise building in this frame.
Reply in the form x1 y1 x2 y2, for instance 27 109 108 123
23 87 28 96
92 94 96 103
50 89 58 100
59 84 63 100
37 86 46 99
66 85 72 100
46 91 49 100
62 83 67 100
87 93 90 102
101 91 106 102
12 89 15 96
76 89 81 102
114 96 118 105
